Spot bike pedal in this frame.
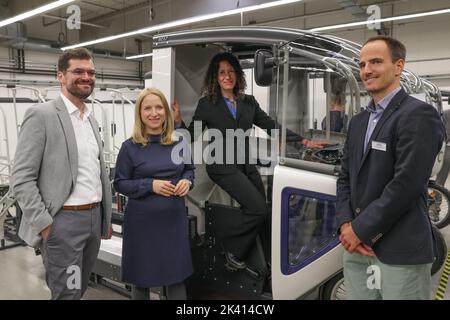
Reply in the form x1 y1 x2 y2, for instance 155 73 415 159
245 266 263 281
224 262 238 272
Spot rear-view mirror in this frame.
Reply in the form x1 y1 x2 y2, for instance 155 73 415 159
254 49 276 87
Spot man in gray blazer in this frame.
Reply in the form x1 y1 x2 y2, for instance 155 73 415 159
11 48 112 300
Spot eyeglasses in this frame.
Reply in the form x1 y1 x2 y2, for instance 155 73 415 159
66 69 96 77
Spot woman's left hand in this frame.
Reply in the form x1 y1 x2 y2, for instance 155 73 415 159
174 179 191 197
302 139 331 149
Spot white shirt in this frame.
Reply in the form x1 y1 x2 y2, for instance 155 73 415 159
60 93 102 205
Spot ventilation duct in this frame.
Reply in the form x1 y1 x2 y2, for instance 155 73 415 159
335 0 367 19
0 22 27 45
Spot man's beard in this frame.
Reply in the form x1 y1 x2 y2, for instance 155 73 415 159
67 81 94 99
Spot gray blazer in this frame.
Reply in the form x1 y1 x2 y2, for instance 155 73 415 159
11 96 112 248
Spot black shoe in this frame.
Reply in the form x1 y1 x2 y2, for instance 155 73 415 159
224 251 247 270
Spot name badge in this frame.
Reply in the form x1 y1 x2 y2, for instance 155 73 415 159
371 141 387 152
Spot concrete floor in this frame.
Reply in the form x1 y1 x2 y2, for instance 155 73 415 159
0 245 127 300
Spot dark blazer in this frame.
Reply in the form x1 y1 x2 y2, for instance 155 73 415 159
336 89 444 265
182 94 281 174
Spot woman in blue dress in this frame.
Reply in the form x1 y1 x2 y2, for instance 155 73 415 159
114 87 194 300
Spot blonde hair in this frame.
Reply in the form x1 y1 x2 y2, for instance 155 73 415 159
331 94 346 107
132 87 174 146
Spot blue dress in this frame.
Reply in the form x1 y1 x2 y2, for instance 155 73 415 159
114 134 194 287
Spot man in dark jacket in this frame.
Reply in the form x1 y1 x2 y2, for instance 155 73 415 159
336 36 444 299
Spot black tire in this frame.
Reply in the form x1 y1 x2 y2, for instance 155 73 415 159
431 224 447 275
321 271 346 300
428 182 450 229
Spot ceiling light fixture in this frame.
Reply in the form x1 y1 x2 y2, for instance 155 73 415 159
61 0 303 50
0 0 75 28
126 53 153 60
310 7 450 32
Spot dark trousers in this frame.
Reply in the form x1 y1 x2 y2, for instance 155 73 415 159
208 165 271 261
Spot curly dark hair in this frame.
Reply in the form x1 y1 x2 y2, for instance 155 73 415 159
202 52 247 104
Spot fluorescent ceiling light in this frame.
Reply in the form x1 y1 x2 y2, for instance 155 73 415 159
61 0 303 50
310 8 450 32
0 0 75 28
126 53 153 60
291 66 334 72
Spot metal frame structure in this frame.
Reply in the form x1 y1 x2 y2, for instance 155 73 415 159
0 84 138 252
0 84 45 250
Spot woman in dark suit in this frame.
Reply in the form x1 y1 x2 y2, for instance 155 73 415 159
114 87 194 299
173 52 322 270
